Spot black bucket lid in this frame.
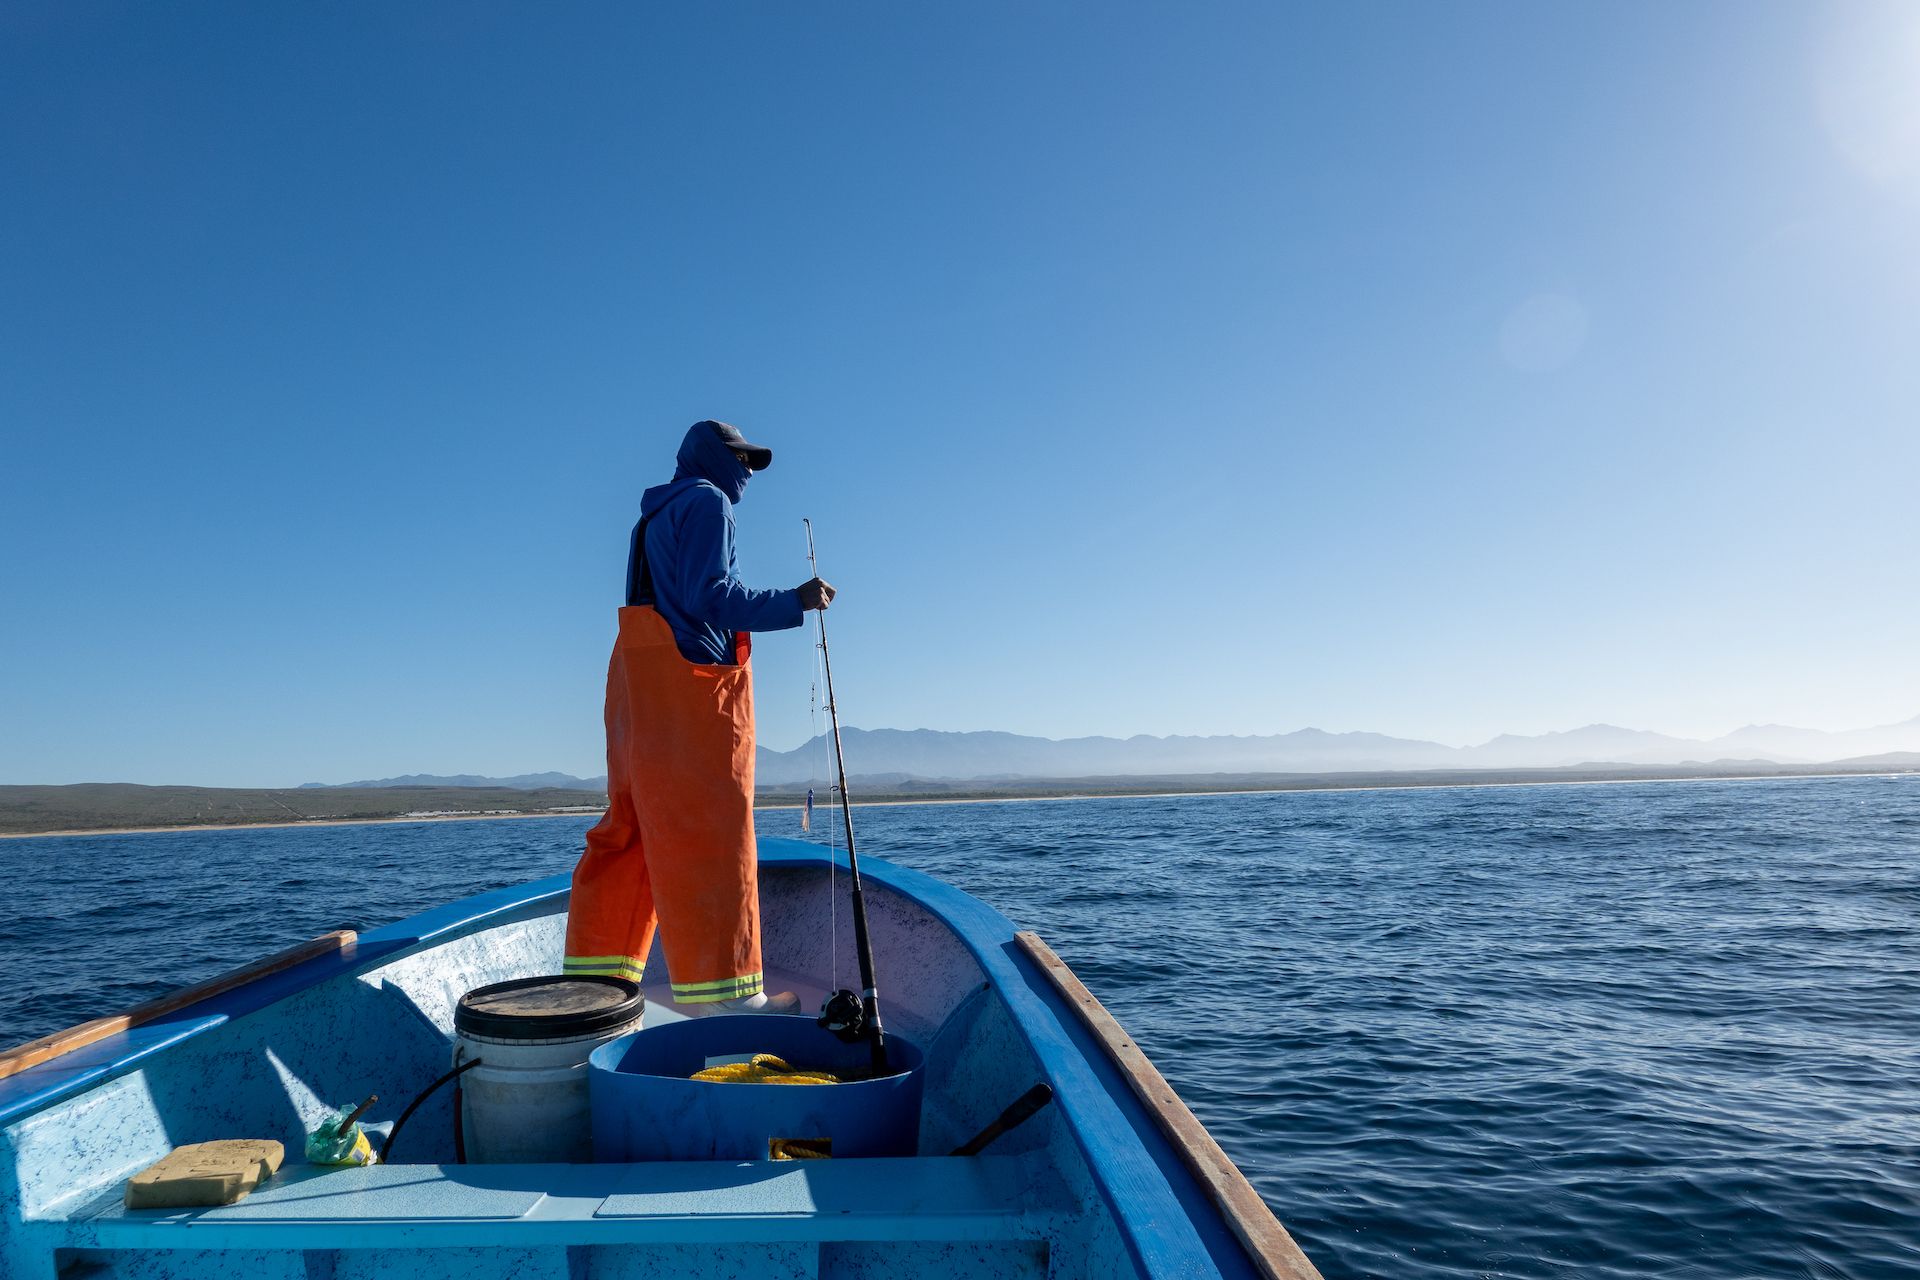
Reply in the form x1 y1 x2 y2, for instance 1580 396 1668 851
454 975 644 1041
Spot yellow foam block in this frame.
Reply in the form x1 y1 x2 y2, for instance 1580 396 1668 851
124 1139 285 1209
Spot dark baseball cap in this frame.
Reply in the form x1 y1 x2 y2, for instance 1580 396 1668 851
700 419 772 470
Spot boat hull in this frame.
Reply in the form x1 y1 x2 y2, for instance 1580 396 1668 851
0 836 1319 1280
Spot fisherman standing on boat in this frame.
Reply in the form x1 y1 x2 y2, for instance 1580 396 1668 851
564 420 834 1013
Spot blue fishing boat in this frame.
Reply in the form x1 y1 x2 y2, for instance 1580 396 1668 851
0 838 1322 1279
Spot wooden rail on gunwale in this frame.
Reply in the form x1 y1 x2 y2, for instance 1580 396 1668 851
1016 930 1324 1280
0 930 358 1083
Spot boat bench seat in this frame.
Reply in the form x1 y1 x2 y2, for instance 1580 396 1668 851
64 1156 1055 1252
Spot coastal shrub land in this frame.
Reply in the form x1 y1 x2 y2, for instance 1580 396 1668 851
4 759 1915 835
0 784 609 836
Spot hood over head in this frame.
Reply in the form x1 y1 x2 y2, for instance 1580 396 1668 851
670 420 755 505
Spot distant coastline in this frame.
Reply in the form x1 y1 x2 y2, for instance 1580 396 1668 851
0 810 602 840
3 761 1913 839
0 783 610 840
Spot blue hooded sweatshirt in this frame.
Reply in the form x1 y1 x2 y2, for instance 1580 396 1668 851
624 423 804 665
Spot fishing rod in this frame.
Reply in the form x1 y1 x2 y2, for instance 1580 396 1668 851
805 518 889 1074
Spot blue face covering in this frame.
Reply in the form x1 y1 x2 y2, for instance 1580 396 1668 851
672 422 752 504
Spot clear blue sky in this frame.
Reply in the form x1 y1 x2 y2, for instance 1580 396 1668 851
4 2 1918 787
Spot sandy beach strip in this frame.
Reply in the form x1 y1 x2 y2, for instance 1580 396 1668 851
0 809 605 841
4 769 1909 840
759 769 1912 810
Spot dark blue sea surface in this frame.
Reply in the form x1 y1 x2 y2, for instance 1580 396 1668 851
6 775 1919 1279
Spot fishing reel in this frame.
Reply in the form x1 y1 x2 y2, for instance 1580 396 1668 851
818 988 866 1043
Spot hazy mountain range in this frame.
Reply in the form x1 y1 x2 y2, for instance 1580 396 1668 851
300 714 1920 789
298 771 595 791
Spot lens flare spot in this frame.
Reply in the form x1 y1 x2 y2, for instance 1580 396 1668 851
1498 294 1588 373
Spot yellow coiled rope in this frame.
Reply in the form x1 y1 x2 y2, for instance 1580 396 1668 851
690 1053 841 1086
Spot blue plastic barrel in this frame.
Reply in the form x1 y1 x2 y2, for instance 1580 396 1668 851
588 1015 924 1161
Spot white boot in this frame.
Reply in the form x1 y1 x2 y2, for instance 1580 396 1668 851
695 990 800 1015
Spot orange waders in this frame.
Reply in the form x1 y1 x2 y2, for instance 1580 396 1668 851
563 605 764 1003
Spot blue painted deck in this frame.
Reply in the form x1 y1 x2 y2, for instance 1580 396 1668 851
1 838 1292 1280
74 1158 1047 1243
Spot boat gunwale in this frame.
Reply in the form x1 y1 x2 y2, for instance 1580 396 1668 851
0 931 360 1085
0 873 577 1126
1017 930 1324 1280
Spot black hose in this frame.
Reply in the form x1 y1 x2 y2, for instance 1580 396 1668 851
379 1057 481 1164
951 1083 1054 1156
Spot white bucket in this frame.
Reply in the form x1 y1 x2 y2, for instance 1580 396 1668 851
452 976 644 1164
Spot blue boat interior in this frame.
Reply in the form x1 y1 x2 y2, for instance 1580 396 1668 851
0 838 1285 1279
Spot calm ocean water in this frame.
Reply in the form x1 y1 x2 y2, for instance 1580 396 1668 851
6 775 1918 1279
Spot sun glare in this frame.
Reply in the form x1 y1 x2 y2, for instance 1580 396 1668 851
1817 1 1920 195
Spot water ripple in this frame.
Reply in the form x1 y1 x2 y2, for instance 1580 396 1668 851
5 775 1918 1279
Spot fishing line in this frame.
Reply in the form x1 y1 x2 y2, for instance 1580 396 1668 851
808 649 839 993
803 518 889 1074
803 572 838 993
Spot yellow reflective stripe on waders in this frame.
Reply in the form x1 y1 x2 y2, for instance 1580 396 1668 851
563 955 646 982
671 972 763 1002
